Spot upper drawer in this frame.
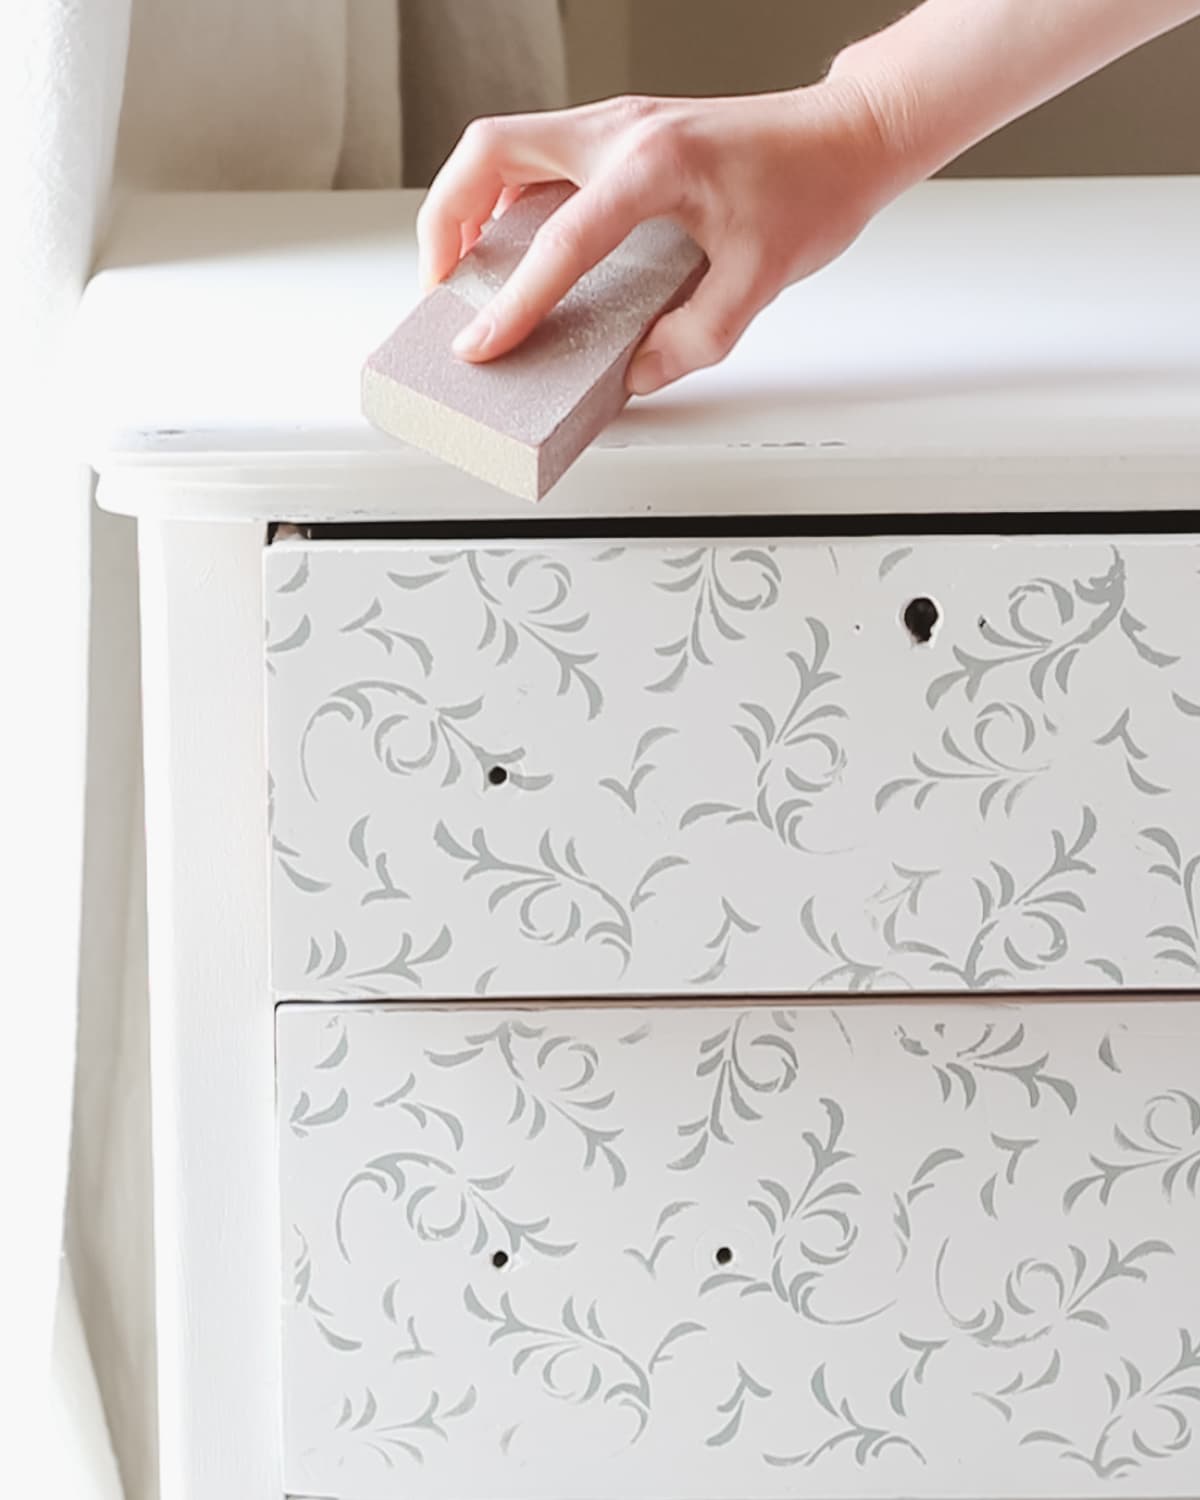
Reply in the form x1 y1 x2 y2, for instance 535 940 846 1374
265 534 1200 1000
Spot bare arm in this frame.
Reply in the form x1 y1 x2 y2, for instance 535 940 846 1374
830 0 1200 188
418 1 1200 395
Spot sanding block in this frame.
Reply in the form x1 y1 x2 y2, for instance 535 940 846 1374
361 182 707 500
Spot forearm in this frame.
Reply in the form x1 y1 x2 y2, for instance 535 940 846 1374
829 0 1200 190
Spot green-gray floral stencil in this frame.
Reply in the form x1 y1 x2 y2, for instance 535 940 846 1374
464 1287 703 1444
267 538 1200 999
277 1000 1200 1497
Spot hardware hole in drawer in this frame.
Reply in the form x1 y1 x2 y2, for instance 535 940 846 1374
903 594 939 643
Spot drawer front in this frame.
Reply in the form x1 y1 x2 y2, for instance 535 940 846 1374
277 998 1200 1499
266 536 1200 999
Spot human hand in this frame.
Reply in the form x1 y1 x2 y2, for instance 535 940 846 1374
416 82 900 396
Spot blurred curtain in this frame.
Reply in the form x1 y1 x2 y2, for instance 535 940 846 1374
400 0 568 183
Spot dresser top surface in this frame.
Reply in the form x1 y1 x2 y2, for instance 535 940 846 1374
77 179 1200 520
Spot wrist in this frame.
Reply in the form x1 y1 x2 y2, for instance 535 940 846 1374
809 60 920 213
824 37 952 196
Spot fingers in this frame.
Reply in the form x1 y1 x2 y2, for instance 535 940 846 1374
627 264 767 396
451 177 654 362
417 112 583 292
492 184 524 219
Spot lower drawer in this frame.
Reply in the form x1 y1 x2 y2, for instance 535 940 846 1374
277 998 1200 1499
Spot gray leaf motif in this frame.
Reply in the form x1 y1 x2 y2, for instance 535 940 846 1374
706 1364 772 1447
876 700 1048 818
800 869 937 993
933 1236 1173 1347
433 823 684 974
802 812 1112 992
315 1025 349 1070
303 932 346 982
1143 827 1200 972
373 1072 465 1151
333 1385 477 1468
290 1227 361 1351
343 925 453 990
624 1201 697 1278
647 546 782 693
689 898 760 986
390 551 603 718
978 1133 1039 1219
926 808 1108 990
599 726 677 813
339 597 433 675
1094 709 1169 796
379 1285 433 1364
275 553 310 595
426 1019 627 1188
464 1287 702 1444
300 679 551 801
764 1364 925 1470
669 1011 798 1170
680 619 847 849
1064 1090 1200 1210
347 816 410 906
887 1334 949 1420
895 1019 1077 1114
1173 690 1200 718
266 613 311 656
700 1099 887 1327
893 1148 965 1266
272 835 331 896
1018 1329 1200 1479
878 547 912 580
928 551 1177 707
290 1087 349 1137
977 1349 1062 1423
335 1151 576 1264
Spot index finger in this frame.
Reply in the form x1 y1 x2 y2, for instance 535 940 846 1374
417 114 572 291
451 177 654 363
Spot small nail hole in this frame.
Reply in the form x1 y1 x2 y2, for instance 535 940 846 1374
903 597 939 645
488 766 509 787
714 1246 733 1266
491 1249 510 1269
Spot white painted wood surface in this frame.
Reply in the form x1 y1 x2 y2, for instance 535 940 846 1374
79 180 1200 521
277 999 1200 1500
98 176 1200 1500
138 520 280 1500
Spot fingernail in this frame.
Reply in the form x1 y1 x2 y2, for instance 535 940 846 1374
452 315 494 359
628 349 667 396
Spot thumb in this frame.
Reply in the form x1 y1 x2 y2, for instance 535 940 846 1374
627 266 762 396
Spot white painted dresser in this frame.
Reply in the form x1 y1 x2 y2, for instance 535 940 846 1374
79 180 1200 1500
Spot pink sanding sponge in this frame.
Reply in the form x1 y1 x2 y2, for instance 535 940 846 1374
362 183 707 500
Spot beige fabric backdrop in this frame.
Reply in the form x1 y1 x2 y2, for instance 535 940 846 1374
68 5 566 1497
400 0 568 184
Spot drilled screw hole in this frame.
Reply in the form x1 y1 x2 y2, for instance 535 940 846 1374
903 597 939 645
491 1249 510 1270
714 1246 733 1267
488 766 509 787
